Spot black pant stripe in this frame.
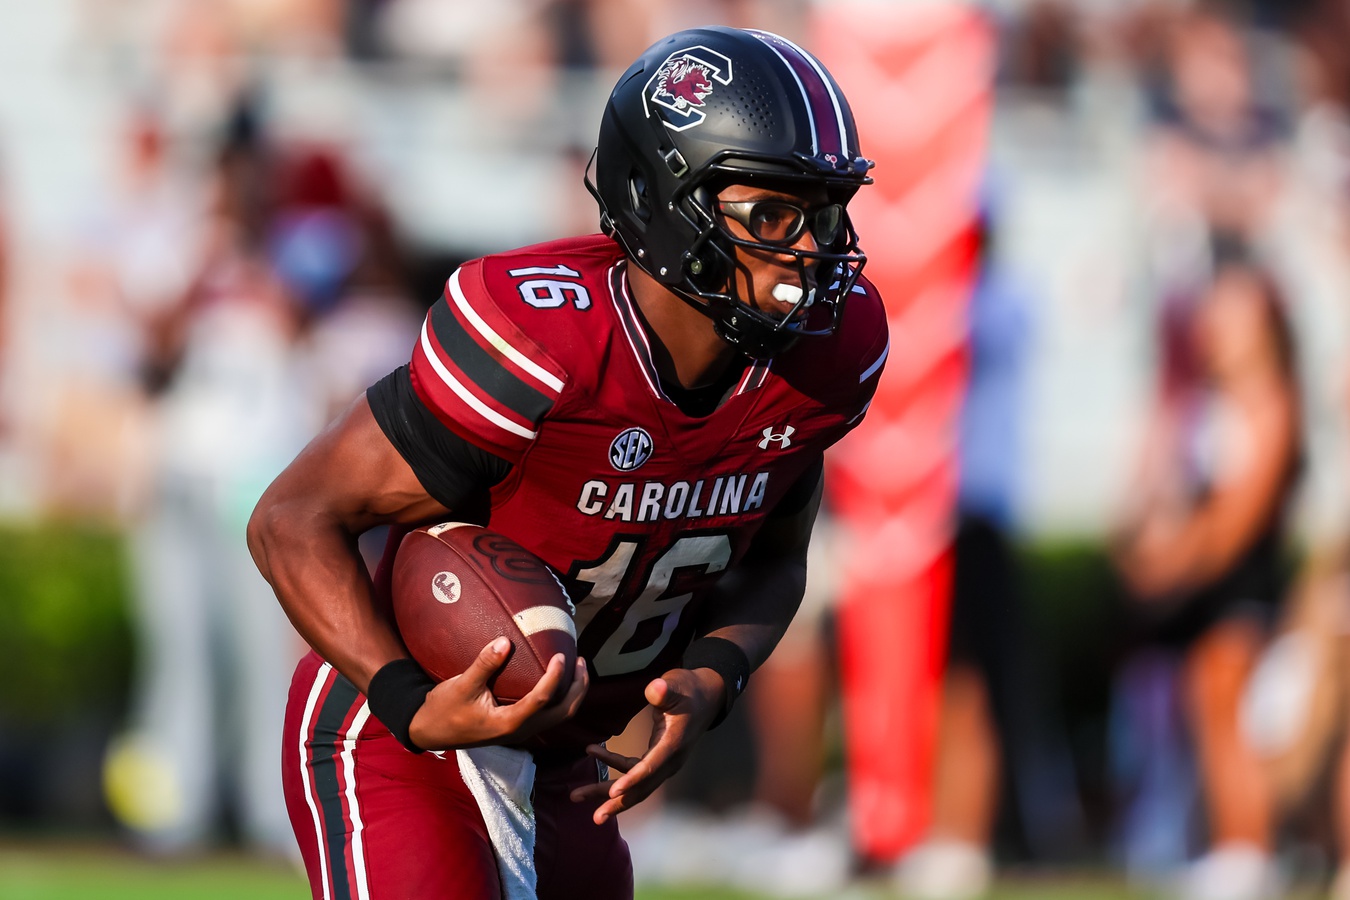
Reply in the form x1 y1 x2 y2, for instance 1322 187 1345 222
312 673 362 900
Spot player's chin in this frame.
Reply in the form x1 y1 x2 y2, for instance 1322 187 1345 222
756 297 807 323
748 290 796 321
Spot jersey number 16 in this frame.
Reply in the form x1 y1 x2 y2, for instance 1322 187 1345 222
568 535 732 677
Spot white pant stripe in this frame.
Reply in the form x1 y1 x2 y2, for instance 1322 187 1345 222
299 662 335 900
341 703 373 900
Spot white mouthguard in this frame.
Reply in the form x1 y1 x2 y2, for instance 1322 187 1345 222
772 283 805 306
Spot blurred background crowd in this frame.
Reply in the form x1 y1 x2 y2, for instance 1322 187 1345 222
5 0 1350 898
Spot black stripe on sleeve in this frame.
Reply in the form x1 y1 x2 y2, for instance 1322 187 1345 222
427 300 555 426
368 366 511 519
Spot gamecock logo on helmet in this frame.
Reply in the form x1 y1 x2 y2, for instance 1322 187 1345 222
659 59 713 110
644 46 734 132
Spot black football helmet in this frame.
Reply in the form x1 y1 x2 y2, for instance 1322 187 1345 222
588 26 873 358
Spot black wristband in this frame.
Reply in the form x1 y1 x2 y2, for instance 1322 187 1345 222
682 637 751 729
366 658 437 753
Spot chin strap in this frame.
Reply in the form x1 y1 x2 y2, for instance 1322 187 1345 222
713 313 799 359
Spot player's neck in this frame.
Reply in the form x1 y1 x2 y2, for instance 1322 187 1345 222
627 264 739 390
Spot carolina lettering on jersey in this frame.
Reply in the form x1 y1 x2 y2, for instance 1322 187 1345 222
387 234 889 750
577 472 771 522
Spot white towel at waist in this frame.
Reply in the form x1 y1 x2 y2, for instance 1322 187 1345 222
456 745 538 900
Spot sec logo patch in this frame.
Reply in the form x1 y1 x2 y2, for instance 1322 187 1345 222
609 427 654 472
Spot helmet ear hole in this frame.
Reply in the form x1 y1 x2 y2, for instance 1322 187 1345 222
686 255 711 289
686 243 726 292
628 172 652 223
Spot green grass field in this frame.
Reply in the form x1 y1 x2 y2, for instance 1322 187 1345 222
0 841 1331 900
0 840 1163 900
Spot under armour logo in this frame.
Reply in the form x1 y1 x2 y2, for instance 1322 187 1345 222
758 425 795 449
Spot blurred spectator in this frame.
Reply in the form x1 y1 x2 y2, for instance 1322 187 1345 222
1236 547 1346 889
1258 327 1350 899
1112 260 1302 900
41 106 208 521
1291 0 1350 117
382 0 809 70
102 105 416 856
896 198 1082 899
1287 0 1350 247
101 109 309 856
999 0 1082 98
1144 7 1287 295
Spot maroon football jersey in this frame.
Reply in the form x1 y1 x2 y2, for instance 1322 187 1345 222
407 234 888 749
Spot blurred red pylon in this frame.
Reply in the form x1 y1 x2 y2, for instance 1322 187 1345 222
815 3 993 864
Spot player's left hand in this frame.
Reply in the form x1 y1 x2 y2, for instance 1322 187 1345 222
569 667 724 824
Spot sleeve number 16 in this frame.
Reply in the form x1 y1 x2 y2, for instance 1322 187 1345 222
508 264 591 310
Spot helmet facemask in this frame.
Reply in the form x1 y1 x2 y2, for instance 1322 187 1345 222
673 162 868 358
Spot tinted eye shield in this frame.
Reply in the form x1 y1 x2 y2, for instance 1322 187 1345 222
691 210 867 337
716 199 845 247
668 189 864 333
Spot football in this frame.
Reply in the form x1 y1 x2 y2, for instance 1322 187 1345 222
390 522 577 703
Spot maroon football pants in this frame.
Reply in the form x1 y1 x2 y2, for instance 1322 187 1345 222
283 651 633 900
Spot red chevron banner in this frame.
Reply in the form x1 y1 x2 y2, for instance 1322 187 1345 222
816 3 994 863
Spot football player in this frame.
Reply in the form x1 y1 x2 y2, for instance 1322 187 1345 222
249 25 889 900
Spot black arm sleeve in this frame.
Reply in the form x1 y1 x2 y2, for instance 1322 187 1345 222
770 454 823 518
367 365 512 518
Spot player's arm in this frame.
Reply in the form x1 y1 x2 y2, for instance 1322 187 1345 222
248 394 445 689
247 393 586 751
576 458 823 822
683 458 823 672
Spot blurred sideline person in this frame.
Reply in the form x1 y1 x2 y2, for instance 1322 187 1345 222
1144 7 1284 271
42 108 202 522
1239 548 1350 896
102 112 318 856
896 197 1083 899
248 26 888 900
1112 260 1302 900
895 201 1030 900
104 107 419 856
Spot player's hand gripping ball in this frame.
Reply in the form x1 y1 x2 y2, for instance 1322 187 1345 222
391 523 578 703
